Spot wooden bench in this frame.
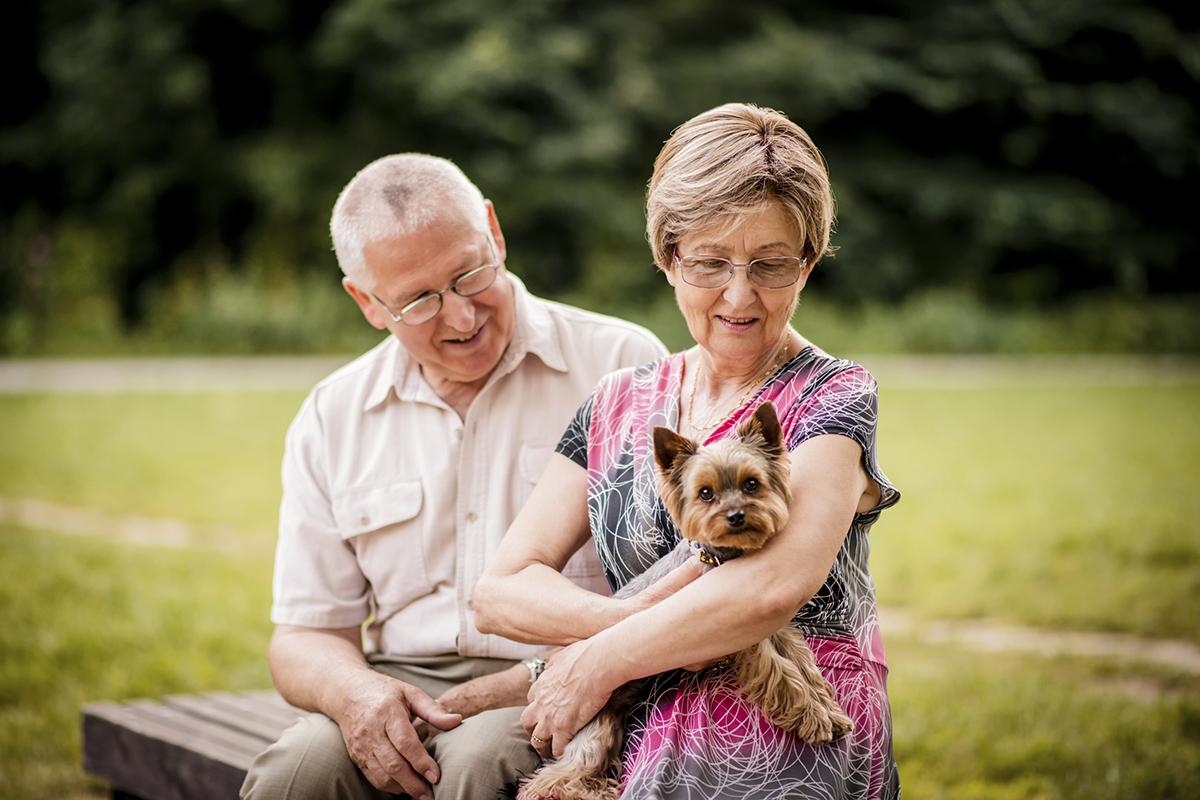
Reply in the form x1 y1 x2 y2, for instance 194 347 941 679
82 690 305 799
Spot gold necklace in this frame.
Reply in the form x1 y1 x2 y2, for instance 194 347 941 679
685 349 788 433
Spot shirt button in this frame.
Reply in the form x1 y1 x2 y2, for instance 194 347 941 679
359 514 370 526
466 511 478 523
455 428 464 440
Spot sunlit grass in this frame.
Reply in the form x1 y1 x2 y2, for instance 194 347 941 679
873 382 1200 642
0 366 1198 798
1 524 1196 799
1 372 1196 641
888 638 1200 799
0 392 303 538
0 523 273 798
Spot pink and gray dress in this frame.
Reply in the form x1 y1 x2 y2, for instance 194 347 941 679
555 347 901 799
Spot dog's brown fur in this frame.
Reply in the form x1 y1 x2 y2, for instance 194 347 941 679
517 403 851 800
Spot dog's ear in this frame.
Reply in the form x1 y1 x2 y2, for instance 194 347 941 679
653 426 697 474
736 401 784 456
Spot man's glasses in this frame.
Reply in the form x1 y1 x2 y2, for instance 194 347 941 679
372 239 501 326
673 253 807 289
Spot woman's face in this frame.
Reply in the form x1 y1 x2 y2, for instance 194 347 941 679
668 203 812 369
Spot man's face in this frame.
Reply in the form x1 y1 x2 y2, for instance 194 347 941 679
346 204 516 390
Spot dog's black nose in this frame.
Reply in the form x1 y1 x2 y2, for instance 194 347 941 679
726 510 745 529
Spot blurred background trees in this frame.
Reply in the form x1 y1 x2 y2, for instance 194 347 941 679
2 0 1197 354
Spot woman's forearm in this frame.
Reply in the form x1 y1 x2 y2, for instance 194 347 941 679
474 563 637 645
585 553 803 688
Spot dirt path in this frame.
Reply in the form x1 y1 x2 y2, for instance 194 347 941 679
2 355 1198 393
5 494 1199 678
0 496 269 557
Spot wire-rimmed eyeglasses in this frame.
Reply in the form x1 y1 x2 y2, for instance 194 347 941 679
672 252 807 289
372 238 502 326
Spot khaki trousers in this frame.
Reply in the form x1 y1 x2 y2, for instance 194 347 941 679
240 654 536 800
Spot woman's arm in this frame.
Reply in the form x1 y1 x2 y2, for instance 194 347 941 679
474 453 702 645
522 433 872 755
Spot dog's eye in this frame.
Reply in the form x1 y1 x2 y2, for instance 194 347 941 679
743 478 759 493
698 487 715 503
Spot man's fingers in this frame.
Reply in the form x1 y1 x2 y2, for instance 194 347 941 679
384 716 441 787
405 684 463 731
372 745 432 800
360 753 405 794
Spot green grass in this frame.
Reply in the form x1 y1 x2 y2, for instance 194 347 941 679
1 364 1198 796
1 524 1196 799
0 392 303 538
873 382 1200 642
889 638 1200 799
1 372 1196 641
0 523 273 798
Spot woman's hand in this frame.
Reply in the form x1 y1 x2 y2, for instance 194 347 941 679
627 557 705 612
520 638 615 759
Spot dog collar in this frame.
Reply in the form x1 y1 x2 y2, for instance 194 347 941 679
687 539 723 567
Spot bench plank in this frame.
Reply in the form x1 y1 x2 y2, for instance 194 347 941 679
83 691 305 800
83 702 254 800
206 691 305 730
163 695 295 742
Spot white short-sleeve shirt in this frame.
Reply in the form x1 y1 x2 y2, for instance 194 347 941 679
271 274 667 659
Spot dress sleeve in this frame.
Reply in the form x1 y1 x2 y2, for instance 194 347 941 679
785 365 901 516
554 392 594 469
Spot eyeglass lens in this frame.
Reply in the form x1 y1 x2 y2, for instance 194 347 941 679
680 257 802 288
399 264 498 324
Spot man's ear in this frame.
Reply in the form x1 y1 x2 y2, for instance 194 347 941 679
484 200 507 264
343 277 388 331
653 426 697 474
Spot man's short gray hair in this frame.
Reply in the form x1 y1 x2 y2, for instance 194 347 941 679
331 154 488 289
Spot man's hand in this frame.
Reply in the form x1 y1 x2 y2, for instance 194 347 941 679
334 670 462 799
434 662 530 720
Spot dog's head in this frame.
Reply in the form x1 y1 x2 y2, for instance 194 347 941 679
652 401 791 553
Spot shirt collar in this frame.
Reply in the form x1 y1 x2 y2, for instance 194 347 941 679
362 272 566 412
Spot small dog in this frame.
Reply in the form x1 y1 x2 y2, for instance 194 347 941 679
518 401 852 800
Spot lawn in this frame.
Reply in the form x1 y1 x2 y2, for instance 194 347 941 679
1 371 1196 640
0 361 1198 798
873 380 1200 642
0 391 303 539
0 523 273 797
1 524 1196 799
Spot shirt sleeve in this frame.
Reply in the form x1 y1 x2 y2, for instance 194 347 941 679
555 392 594 470
271 393 372 629
785 365 901 516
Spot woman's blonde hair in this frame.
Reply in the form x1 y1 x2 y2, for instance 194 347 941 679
646 103 835 270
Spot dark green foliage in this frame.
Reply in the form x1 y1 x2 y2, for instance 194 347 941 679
2 0 1197 353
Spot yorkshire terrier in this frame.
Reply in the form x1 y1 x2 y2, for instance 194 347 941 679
517 401 852 800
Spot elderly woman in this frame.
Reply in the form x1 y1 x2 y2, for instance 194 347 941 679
474 103 900 799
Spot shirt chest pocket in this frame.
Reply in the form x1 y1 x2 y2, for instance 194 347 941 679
332 480 431 608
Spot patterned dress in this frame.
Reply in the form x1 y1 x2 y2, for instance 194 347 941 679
555 346 901 799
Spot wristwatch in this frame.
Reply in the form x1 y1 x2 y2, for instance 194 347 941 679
523 657 546 684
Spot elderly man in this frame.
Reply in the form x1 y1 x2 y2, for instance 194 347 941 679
240 154 665 800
